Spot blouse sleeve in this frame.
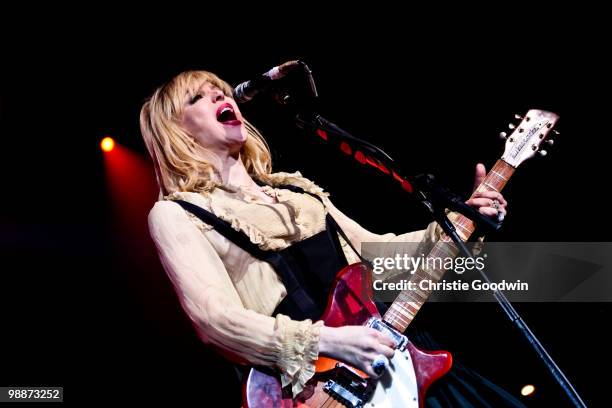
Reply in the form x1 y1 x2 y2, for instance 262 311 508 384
148 200 322 396
321 195 443 252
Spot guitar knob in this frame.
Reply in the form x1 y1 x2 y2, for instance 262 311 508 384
499 131 508 139
508 123 516 130
539 150 548 157
546 139 554 146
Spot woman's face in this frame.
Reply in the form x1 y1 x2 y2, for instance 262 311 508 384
181 81 246 157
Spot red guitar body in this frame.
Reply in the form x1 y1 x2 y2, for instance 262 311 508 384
243 263 452 407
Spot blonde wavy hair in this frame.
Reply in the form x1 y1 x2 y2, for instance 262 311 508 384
140 70 274 195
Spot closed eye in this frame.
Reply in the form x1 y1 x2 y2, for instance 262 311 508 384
189 94 203 105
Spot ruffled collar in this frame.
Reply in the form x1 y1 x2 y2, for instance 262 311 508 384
164 171 329 251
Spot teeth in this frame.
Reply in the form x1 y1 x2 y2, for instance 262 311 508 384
217 105 237 122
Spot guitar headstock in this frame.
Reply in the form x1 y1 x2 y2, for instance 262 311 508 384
500 109 559 168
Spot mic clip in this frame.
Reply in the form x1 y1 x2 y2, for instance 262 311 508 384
413 173 502 235
271 61 318 107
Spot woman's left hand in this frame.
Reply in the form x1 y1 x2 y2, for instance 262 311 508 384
465 163 508 222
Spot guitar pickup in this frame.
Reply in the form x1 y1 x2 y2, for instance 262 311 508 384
323 364 375 408
365 317 408 351
323 379 365 408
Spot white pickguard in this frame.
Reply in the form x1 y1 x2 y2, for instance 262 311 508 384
365 349 419 408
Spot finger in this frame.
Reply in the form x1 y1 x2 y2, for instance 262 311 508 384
375 331 397 348
466 198 494 208
472 191 507 206
473 163 486 191
472 190 497 199
479 207 499 217
478 191 508 205
376 344 396 359
365 337 380 352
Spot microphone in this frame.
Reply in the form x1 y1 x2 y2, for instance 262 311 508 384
233 60 302 103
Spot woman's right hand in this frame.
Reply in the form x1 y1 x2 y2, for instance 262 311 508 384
319 325 397 378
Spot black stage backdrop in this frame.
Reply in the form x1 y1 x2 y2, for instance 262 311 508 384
1 16 610 407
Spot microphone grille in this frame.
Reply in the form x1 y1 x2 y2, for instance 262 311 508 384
269 60 301 80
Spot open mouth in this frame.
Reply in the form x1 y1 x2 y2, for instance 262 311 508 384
216 103 241 126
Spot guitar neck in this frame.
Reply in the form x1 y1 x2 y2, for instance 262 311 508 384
383 159 516 333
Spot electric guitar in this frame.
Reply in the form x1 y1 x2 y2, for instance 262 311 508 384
244 109 560 407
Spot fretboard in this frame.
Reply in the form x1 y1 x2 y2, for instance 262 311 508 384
382 159 515 333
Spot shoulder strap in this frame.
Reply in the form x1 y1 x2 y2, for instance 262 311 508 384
325 213 372 268
172 200 269 260
274 183 372 268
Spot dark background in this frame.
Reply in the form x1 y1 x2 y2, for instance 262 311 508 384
1 13 610 406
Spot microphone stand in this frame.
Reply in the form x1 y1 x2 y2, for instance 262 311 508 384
295 111 501 235
282 98 586 407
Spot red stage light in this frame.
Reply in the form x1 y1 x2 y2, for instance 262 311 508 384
101 137 115 152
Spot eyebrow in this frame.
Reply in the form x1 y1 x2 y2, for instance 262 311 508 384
184 82 224 104
184 83 206 104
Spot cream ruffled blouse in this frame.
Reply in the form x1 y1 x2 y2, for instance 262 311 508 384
147 171 441 396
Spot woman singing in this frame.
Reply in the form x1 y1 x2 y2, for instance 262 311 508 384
140 69 522 406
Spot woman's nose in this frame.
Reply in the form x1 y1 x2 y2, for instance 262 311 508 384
212 89 225 103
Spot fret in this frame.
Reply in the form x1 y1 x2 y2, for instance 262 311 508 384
491 169 507 181
386 309 410 326
387 315 408 330
397 291 419 305
399 288 426 304
388 310 410 325
432 244 457 258
392 302 416 318
454 222 472 235
482 181 499 192
412 287 429 301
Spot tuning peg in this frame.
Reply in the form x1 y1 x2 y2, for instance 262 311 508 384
499 131 508 139
508 123 516 130
514 114 523 120
546 139 555 146
552 130 560 135
538 150 548 157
